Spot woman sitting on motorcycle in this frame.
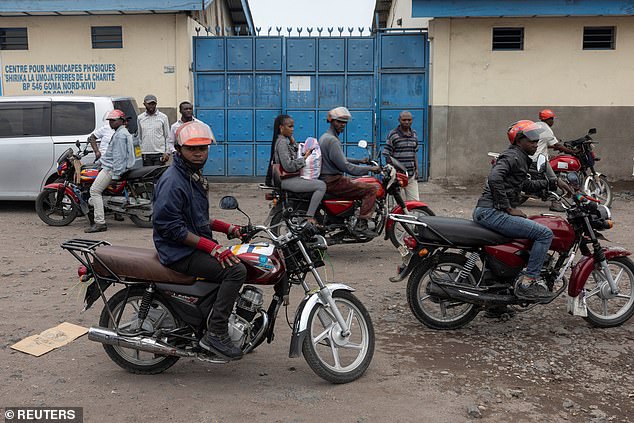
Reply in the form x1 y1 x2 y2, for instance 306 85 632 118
267 114 326 226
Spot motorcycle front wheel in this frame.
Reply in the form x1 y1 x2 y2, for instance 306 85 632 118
406 253 480 330
583 174 612 207
583 257 634 328
387 205 435 249
99 287 181 374
302 291 375 384
35 188 78 226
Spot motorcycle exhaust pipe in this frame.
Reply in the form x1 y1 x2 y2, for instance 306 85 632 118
427 282 515 306
88 326 192 358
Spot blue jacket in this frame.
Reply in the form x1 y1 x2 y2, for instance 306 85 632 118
153 154 214 265
101 126 134 179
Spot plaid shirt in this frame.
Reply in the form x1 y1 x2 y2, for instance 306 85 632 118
138 110 170 154
384 126 419 175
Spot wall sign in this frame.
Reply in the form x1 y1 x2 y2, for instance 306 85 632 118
2 63 117 94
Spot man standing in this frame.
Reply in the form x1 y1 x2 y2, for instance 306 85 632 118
383 111 420 201
167 101 215 154
319 106 381 238
85 110 135 233
138 94 171 166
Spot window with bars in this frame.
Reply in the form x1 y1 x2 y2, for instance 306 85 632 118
91 26 122 49
583 26 615 50
0 28 28 50
492 27 524 51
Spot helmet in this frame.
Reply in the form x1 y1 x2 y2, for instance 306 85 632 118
327 106 352 122
507 120 545 144
539 109 556 120
176 121 212 146
105 109 126 120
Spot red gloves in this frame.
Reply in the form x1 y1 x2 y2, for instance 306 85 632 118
210 219 242 240
196 237 240 268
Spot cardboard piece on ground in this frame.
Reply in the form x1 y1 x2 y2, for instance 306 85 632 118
10 322 88 357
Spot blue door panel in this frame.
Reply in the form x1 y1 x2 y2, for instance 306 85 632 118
347 75 374 108
381 34 426 69
228 144 253 176
203 144 225 176
255 75 282 108
227 110 253 141
196 75 224 108
255 110 280 142
256 144 272 176
288 110 316 141
347 38 374 71
380 74 425 108
287 38 316 71
318 38 345 71
196 109 225 142
317 111 330 141
255 38 282 71
227 74 253 107
346 111 373 143
287 75 316 108
318 75 345 108
346 144 370 162
379 109 424 144
194 38 224 71
227 38 253 70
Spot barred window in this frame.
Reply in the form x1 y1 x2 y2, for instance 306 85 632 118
492 27 524 51
0 28 28 50
91 26 123 49
583 27 615 50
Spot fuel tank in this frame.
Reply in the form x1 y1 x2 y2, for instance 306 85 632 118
80 168 99 183
231 243 285 285
550 155 581 172
354 176 385 199
322 199 355 216
528 214 575 252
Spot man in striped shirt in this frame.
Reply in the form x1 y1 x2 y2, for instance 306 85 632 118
138 94 171 166
383 111 420 201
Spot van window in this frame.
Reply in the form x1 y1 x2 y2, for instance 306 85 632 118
52 102 96 136
114 99 138 135
0 102 51 137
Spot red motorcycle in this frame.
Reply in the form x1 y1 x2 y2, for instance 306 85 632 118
264 141 434 248
35 141 165 228
389 159 633 329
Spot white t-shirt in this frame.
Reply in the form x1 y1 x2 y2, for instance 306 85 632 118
530 121 559 160
91 124 115 155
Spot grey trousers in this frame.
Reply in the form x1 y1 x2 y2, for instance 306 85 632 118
281 176 326 217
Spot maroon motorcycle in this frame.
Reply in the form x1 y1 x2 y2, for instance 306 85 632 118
389 159 633 330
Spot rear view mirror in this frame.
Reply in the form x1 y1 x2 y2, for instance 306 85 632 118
219 196 238 210
75 140 81 148
535 154 547 174
357 140 368 149
566 172 581 188
588 128 597 135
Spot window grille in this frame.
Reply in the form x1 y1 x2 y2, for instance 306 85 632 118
583 27 615 50
91 26 123 49
492 27 524 51
0 28 28 50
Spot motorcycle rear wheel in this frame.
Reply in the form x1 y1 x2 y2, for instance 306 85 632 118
302 291 375 384
128 191 153 228
406 253 481 330
388 206 435 249
583 174 612 207
99 287 181 374
35 188 78 226
583 257 634 328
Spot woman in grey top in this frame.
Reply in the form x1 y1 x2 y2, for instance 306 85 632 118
270 114 326 225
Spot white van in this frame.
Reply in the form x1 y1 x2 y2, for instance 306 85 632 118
0 95 138 200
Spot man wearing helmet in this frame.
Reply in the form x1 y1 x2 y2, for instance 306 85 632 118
85 109 135 233
152 121 246 360
319 107 381 238
473 120 556 301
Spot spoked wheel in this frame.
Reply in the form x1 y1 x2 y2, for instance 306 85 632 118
583 175 612 207
406 253 480 330
388 206 435 249
583 257 634 328
128 187 153 228
302 291 374 384
35 188 78 226
99 287 181 374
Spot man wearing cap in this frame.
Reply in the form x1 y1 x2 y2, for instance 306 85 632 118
319 106 381 238
138 94 171 166
152 121 246 360
85 110 135 233
167 101 214 154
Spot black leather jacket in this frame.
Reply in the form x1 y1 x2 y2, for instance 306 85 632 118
476 145 549 210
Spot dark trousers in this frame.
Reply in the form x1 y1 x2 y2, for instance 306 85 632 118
143 153 164 166
323 174 378 219
169 250 246 334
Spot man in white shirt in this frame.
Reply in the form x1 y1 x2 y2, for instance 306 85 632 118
138 94 171 166
88 123 115 161
168 101 215 153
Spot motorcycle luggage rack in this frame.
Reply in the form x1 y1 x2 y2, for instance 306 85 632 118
61 238 124 284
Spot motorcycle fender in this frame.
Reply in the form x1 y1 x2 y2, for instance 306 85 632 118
288 283 354 358
43 183 80 203
385 201 431 239
568 247 631 297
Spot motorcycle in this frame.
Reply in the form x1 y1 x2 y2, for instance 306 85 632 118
35 140 166 228
264 140 434 248
389 156 634 330
61 195 374 384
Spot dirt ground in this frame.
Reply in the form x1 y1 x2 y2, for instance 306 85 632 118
1 181 633 423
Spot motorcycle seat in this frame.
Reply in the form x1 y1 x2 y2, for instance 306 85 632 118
92 245 196 285
415 216 512 247
122 165 167 181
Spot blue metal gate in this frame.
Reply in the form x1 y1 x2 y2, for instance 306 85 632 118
193 31 429 179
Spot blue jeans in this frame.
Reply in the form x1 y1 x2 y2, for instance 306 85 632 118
473 207 553 278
